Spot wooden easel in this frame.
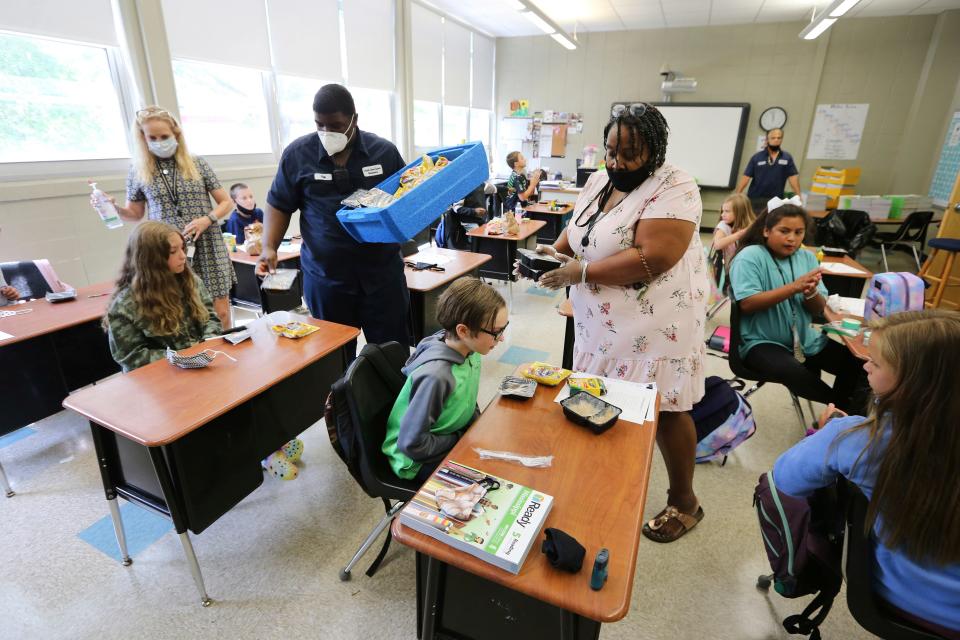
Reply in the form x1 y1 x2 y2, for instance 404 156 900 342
918 167 960 308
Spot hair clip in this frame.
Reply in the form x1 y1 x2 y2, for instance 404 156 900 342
766 195 802 212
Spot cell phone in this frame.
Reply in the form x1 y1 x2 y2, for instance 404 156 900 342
414 262 436 271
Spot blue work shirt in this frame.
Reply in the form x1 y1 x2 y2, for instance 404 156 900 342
266 130 406 293
743 149 798 200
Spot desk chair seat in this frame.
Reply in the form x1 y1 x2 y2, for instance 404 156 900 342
870 211 934 272
327 342 420 581
918 239 960 310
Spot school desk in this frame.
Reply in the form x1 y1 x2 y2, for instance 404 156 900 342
229 241 301 309
821 255 873 299
823 307 869 361
467 219 546 283
523 202 574 245
404 248 492 343
392 368 660 640
539 184 583 205
558 297 574 370
62 318 358 605
0 281 118 439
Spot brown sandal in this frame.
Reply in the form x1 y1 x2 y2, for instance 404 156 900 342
642 505 704 543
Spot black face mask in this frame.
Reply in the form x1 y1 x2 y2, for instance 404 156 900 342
767 144 781 152
236 202 257 216
607 165 652 192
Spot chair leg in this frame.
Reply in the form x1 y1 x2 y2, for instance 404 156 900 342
706 295 729 320
789 392 807 436
911 245 921 272
0 459 14 497
340 499 405 581
880 243 889 273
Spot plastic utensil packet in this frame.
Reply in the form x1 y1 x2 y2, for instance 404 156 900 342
473 448 553 468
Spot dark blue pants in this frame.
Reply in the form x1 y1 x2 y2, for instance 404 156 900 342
302 269 411 359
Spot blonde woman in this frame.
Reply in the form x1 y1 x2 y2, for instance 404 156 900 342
93 106 236 327
711 193 756 272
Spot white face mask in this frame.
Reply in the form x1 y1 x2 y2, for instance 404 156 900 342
317 114 355 156
148 137 178 159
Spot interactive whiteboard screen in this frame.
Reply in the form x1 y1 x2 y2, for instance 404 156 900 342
651 103 750 189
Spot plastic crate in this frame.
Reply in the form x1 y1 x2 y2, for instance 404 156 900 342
336 141 489 243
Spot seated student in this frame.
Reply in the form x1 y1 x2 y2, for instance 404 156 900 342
504 151 540 212
0 275 19 306
0 258 72 301
730 200 865 413
774 310 960 638
224 182 264 244
104 220 223 372
711 193 756 278
437 183 488 249
382 277 508 482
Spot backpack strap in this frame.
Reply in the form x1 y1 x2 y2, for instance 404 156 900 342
781 581 841 639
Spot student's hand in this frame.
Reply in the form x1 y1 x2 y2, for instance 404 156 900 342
255 248 278 277
183 216 213 241
793 267 822 295
1 285 19 301
538 254 579 290
817 403 847 430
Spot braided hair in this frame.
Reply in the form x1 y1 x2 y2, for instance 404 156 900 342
602 104 669 175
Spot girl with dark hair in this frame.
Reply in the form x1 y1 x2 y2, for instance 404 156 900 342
774 310 960 637
536 103 709 543
730 201 865 413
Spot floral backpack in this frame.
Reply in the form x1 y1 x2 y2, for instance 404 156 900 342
691 376 757 464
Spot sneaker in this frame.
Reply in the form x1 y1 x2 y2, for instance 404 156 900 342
262 451 299 480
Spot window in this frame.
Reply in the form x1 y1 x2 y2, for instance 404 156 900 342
413 100 440 149
442 105 468 147
469 108 492 153
0 32 128 163
350 87 394 143
276 74 329 149
172 59 272 155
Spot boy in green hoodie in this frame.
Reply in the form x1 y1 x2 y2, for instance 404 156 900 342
383 277 508 482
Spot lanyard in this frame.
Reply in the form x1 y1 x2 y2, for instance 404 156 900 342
573 182 622 249
768 249 806 361
156 160 179 214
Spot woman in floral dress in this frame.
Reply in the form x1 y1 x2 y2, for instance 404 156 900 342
539 103 708 543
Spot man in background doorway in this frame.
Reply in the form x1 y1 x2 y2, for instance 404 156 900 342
735 128 800 213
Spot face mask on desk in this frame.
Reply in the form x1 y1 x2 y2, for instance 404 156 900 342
148 138 178 159
317 114 355 156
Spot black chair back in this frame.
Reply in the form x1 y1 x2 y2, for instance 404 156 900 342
834 210 878 257
0 261 52 300
898 211 934 242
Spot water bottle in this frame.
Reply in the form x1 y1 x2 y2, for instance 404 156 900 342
89 181 122 229
514 202 524 221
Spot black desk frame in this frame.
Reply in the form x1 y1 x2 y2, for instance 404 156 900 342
470 234 537 283
523 211 567 245
89 346 349 605
408 269 483 344
231 255 300 310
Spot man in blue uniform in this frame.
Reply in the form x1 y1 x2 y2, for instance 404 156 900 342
735 128 801 213
257 84 410 355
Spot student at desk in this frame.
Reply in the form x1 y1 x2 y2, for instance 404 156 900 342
225 182 264 244
504 151 540 211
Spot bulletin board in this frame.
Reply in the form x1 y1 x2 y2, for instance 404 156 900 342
930 111 960 207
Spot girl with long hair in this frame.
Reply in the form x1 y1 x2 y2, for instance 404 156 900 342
711 193 756 274
729 202 866 412
774 310 960 636
92 106 236 327
104 220 222 372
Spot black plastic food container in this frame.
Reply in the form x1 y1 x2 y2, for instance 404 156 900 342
560 391 622 434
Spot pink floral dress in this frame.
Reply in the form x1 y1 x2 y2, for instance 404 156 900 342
566 165 708 412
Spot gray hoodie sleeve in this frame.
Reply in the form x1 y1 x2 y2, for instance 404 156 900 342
396 361 462 463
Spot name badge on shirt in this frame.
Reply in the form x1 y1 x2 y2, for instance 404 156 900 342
757 161 767 166
314 173 333 181
362 164 384 177
778 159 788 165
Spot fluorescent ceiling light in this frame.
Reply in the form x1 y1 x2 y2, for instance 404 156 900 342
506 0 525 10
828 0 862 17
523 10 555 34
800 17 836 40
550 32 577 50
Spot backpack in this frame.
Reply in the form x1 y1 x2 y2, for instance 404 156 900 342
434 210 469 250
324 343 408 492
754 472 846 640
706 325 731 354
691 377 756 464
864 272 925 322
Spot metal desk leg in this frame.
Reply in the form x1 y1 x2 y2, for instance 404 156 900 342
421 555 442 639
0 460 13 497
178 532 212 607
107 497 133 566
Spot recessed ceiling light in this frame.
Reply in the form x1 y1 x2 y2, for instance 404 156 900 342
801 17 836 40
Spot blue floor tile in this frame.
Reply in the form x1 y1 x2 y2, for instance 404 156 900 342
525 285 558 298
78 502 173 562
0 427 36 449
498 345 550 366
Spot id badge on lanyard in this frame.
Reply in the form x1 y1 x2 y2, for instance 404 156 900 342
772 251 805 363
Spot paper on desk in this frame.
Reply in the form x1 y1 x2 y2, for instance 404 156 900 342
278 242 296 252
827 294 866 317
0 331 12 341
554 376 658 424
410 251 454 265
821 262 866 276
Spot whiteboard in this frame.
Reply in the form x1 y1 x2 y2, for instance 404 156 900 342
651 103 750 189
806 104 869 160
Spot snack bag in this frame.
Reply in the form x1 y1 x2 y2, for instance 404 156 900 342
243 221 264 255
270 321 320 339
393 154 449 198
567 376 607 397
521 362 571 386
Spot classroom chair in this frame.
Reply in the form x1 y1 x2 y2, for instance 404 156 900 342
917 238 960 310
844 483 949 639
869 211 934 272
326 342 419 581
0 460 14 498
0 259 71 300
729 299 816 434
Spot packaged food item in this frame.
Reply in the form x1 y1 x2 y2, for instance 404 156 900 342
516 248 562 280
270 321 320 339
222 232 237 252
261 268 299 291
394 154 450 198
560 391 622 434
486 218 504 235
498 376 537 399
567 376 606 397
521 362 571 386
341 188 396 209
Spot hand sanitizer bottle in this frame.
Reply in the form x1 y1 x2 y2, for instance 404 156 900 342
89 181 123 229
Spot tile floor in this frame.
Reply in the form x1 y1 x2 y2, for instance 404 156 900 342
1 238 910 639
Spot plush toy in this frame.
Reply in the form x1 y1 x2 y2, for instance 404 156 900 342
505 210 520 236
243 221 263 255
261 438 304 480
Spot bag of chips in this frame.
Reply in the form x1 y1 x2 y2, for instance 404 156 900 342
394 154 450 198
270 321 320 339
567 376 607 397
521 362 571 386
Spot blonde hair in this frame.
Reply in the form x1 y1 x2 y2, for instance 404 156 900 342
721 193 756 232
844 309 960 565
104 221 210 336
436 277 506 336
131 106 200 184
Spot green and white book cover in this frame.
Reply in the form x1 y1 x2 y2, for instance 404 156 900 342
398 461 553 574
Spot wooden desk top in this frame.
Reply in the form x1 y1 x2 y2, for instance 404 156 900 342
229 241 301 266
822 255 873 279
404 248 492 293
467 219 546 242
557 298 573 317
392 371 660 623
540 185 583 195
524 203 574 216
823 307 869 360
0 281 113 347
63 318 358 446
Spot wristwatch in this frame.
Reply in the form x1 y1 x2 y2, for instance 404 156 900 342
207 212 219 225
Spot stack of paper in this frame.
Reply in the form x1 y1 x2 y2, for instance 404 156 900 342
838 195 892 220
802 192 828 210
555 377 658 424
827 294 866 317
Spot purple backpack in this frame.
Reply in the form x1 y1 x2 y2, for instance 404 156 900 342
691 377 756 464
754 472 845 639
864 272 925 322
